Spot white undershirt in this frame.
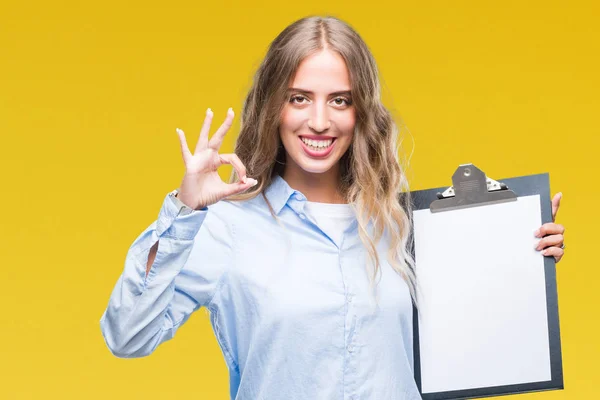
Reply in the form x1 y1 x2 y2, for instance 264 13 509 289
303 201 356 247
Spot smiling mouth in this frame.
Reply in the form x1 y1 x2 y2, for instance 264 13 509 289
299 136 336 152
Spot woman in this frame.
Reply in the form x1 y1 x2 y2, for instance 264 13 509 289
100 16 565 399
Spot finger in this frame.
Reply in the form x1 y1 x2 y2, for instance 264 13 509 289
534 223 565 237
176 128 192 162
551 192 562 221
195 108 214 154
218 153 248 183
535 234 564 251
541 246 564 263
208 108 235 150
220 179 259 198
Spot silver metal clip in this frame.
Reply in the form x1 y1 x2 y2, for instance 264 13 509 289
430 164 516 212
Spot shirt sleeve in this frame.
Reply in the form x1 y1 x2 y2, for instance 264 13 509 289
99 191 233 358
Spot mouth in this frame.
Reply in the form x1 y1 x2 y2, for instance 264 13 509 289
298 136 337 158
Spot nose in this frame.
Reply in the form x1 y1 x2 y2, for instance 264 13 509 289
307 102 331 132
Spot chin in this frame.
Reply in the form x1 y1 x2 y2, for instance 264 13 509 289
295 160 339 174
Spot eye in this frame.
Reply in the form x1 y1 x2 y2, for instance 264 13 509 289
332 97 352 107
290 95 308 104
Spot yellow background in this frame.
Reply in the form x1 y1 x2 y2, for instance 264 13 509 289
1 0 597 398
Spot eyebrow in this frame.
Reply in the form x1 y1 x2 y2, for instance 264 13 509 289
287 88 352 97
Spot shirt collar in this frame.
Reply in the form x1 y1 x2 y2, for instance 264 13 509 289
264 175 360 237
264 175 301 215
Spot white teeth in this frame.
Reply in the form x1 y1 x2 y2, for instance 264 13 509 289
300 137 333 151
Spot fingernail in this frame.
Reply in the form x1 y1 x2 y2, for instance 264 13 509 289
541 250 548 256
534 229 540 237
207 107 212 115
241 176 248 184
251 179 258 186
176 128 182 134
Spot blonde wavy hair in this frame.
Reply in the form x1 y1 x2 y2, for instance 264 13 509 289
228 15 416 304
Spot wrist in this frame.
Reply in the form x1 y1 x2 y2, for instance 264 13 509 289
169 190 196 215
173 191 206 211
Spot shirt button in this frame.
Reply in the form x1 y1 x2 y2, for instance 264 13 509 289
299 213 306 220
294 193 304 201
347 344 354 353
347 294 354 303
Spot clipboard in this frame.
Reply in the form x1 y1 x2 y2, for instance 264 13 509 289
409 164 564 399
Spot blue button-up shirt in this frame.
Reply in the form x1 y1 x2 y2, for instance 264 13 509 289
100 175 421 400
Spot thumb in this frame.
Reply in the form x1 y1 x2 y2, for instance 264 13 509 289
551 192 562 221
221 178 258 198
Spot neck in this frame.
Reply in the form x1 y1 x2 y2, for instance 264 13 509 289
282 163 346 204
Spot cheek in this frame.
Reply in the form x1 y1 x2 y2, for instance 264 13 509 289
280 107 304 133
336 112 356 139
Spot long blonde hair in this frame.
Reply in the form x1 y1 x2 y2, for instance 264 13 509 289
228 16 417 304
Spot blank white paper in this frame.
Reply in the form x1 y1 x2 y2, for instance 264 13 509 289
413 195 551 394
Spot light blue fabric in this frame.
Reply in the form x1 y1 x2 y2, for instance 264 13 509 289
100 175 421 400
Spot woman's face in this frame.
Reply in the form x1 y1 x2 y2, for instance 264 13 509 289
279 48 356 176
